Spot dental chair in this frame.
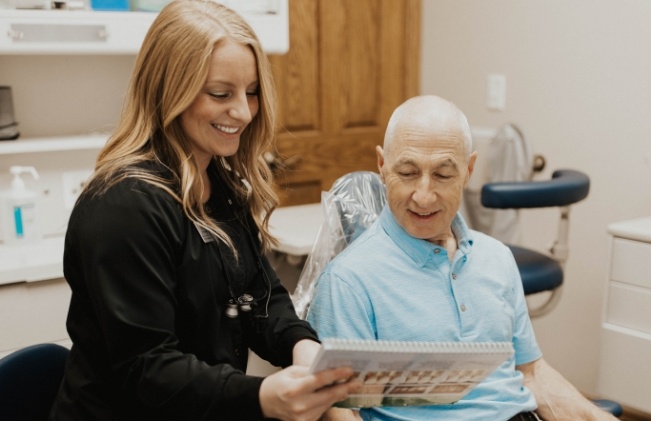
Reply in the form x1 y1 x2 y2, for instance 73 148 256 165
481 169 623 417
0 343 69 421
480 169 589 318
291 170 623 418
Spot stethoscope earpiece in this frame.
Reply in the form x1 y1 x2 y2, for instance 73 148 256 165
237 294 254 313
225 294 256 319
225 300 240 319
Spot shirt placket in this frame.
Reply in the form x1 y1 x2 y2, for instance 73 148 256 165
447 252 472 337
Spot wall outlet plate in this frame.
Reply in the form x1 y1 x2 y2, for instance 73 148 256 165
62 170 93 210
487 74 507 111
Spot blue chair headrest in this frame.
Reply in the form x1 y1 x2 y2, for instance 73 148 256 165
480 169 590 209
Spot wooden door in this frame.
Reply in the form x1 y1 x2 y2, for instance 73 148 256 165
269 0 421 206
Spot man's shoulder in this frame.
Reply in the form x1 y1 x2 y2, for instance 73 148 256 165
338 221 393 255
326 224 395 273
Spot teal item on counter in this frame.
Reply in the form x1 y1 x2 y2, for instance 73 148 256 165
90 0 129 10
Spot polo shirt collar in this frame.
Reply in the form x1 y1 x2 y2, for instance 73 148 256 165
378 207 474 266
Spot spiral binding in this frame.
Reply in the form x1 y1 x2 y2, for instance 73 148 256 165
320 338 514 355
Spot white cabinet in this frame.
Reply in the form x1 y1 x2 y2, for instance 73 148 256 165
0 10 155 54
0 277 71 357
0 1 289 55
597 216 651 413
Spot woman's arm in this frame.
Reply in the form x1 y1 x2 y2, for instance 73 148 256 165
246 251 320 367
292 338 321 367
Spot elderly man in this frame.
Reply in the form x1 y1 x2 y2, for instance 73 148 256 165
306 95 616 421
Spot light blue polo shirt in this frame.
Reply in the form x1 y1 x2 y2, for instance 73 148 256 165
307 207 541 421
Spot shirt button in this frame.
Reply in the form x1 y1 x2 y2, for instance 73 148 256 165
460 304 466 312
434 249 441 254
452 273 457 280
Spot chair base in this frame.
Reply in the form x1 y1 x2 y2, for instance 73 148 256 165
592 399 624 417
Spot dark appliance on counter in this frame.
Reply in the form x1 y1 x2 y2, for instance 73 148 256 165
0 86 19 141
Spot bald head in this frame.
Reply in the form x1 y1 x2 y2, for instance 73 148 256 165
383 95 473 162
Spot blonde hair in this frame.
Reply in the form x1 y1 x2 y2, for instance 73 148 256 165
86 0 278 252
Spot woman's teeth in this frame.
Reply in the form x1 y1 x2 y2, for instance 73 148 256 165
213 124 238 134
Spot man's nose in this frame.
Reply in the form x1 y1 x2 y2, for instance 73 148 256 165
412 176 437 207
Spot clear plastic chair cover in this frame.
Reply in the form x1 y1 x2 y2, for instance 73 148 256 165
291 171 386 319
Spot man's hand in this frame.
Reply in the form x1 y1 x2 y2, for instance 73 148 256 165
518 358 618 421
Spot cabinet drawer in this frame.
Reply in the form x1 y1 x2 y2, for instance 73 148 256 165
598 325 651 413
611 237 651 289
606 282 651 333
0 278 70 354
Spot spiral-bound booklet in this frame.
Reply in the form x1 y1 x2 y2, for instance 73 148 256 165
310 338 514 408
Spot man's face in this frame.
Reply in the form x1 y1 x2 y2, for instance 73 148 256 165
377 128 476 244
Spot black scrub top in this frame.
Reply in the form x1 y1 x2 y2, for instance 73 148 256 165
49 162 318 421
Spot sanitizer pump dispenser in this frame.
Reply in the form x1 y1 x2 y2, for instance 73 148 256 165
0 166 41 246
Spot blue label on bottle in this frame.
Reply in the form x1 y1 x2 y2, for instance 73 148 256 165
13 206 24 238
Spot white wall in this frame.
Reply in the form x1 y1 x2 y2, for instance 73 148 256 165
1 55 133 138
421 0 651 395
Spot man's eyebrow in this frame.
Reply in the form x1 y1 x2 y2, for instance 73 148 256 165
394 157 458 169
436 159 457 169
395 158 416 166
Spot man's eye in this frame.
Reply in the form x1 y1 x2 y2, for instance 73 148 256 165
436 173 453 180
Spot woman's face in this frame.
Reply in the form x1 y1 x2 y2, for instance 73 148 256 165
180 38 260 169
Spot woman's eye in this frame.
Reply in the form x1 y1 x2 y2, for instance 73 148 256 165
209 92 230 99
246 90 259 97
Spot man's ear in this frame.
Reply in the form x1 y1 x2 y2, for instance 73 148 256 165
464 151 478 188
376 145 385 181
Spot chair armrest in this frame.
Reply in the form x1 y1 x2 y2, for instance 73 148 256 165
481 169 590 209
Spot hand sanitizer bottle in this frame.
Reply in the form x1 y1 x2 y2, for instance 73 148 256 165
0 166 41 246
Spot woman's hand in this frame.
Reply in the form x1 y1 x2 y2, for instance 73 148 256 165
259 365 359 421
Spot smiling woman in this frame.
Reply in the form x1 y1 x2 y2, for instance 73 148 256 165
47 1 359 420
